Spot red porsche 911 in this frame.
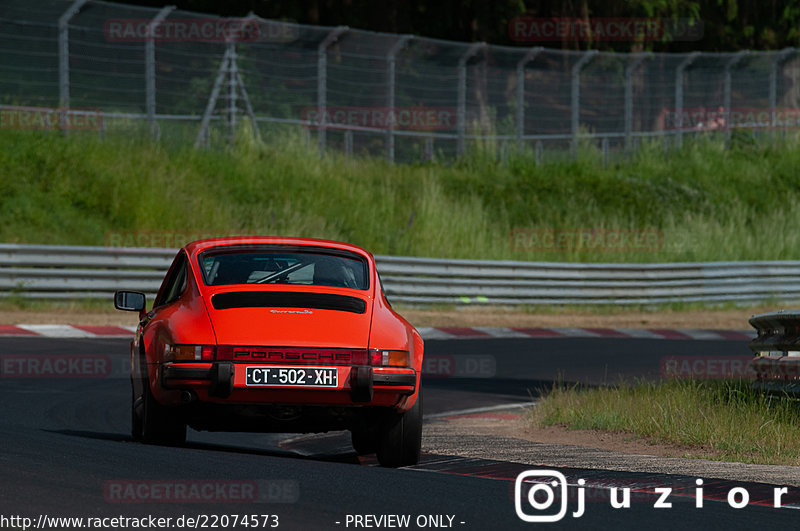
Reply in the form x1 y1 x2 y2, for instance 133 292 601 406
114 237 424 467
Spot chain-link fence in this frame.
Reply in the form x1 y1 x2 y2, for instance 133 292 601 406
2 0 800 163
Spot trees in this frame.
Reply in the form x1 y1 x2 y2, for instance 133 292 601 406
110 0 799 52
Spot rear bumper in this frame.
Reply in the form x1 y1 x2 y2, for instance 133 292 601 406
372 371 416 387
160 362 416 404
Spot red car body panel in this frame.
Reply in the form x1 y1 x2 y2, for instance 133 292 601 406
202 290 373 348
130 237 423 432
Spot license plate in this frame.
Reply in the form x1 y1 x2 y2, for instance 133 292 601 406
245 366 338 387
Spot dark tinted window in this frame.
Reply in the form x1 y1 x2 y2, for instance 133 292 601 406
155 252 188 306
199 249 368 290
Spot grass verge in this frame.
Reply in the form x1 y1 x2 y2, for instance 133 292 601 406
0 297 114 313
0 297 774 325
4 128 800 262
530 379 800 465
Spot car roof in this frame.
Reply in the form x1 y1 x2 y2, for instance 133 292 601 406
183 237 373 260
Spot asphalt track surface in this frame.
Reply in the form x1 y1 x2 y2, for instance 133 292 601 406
0 336 796 530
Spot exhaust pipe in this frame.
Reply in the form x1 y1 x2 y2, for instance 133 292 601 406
180 390 196 404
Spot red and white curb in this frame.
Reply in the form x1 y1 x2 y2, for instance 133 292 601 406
417 327 754 341
0 324 137 338
0 324 754 340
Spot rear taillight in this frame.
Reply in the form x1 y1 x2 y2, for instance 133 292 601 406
208 346 408 366
369 349 410 368
164 344 216 362
349 350 369 365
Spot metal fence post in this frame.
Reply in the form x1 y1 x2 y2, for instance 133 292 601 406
457 42 485 157
58 0 90 132
674 52 700 147
317 26 348 158
570 50 597 159
227 41 238 142
146 6 175 140
424 137 433 162
230 12 263 145
344 130 353 157
515 47 543 152
624 53 650 153
29 9 800 160
723 50 748 148
770 48 795 140
232 61 262 145
386 35 412 163
194 48 232 149
500 140 509 164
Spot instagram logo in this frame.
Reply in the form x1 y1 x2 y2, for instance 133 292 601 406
515 470 584 522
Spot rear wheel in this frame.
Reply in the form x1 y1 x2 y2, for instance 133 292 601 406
131 354 186 446
376 392 422 467
139 379 186 446
351 427 378 455
130 381 143 441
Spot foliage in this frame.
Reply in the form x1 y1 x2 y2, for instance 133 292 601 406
111 0 797 52
3 128 800 263
531 378 800 465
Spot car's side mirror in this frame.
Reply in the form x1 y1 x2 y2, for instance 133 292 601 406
114 290 146 312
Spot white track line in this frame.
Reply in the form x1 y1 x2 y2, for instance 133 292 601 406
426 401 535 419
549 327 602 338
678 329 727 340
472 327 531 338
613 328 667 339
417 327 457 340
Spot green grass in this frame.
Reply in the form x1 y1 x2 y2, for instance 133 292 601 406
3 127 800 262
0 297 115 313
531 379 800 465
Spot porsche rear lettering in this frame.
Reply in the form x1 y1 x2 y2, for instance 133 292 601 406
233 349 353 363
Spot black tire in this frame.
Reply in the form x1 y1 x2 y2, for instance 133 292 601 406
140 378 186 446
376 392 422 467
132 351 186 446
351 427 378 455
130 347 146 442
131 380 143 441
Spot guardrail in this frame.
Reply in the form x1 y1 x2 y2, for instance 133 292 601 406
748 311 800 394
2 243 800 305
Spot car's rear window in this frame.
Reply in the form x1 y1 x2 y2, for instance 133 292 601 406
198 247 369 290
